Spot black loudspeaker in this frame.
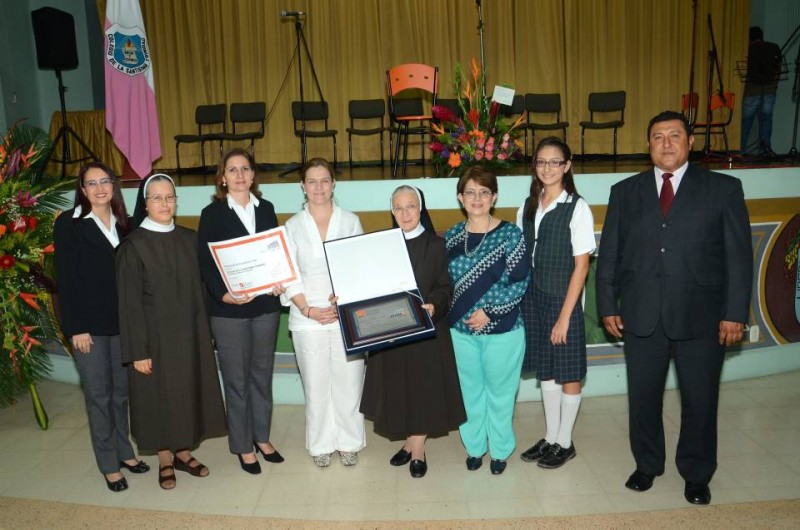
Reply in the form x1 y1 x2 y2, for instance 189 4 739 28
31 7 79 70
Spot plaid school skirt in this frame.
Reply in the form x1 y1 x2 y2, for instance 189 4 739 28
521 286 587 383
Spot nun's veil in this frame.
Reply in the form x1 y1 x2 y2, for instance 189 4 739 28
132 173 176 228
390 186 435 232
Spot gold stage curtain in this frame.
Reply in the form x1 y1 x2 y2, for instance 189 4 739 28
95 0 748 169
47 110 126 177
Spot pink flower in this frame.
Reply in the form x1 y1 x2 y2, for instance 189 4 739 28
485 151 494 161
502 134 510 142
497 152 508 161
477 138 485 149
500 142 509 150
15 191 37 208
474 150 485 161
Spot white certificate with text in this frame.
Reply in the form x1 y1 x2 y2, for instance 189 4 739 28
208 227 301 297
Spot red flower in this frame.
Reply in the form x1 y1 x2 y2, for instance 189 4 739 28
429 142 445 153
10 217 27 233
26 216 38 231
467 108 479 128
489 101 500 120
432 105 458 124
0 254 15 269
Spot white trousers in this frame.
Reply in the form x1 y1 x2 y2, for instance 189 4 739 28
292 328 366 456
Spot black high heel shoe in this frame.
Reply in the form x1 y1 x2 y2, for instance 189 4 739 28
105 475 129 492
237 454 262 475
119 460 150 474
254 442 284 463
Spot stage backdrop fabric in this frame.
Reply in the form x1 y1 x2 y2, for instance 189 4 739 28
94 0 749 169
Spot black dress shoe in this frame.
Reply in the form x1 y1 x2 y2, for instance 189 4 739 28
466 456 483 471
490 459 507 475
409 457 427 478
684 482 711 505
119 460 150 474
520 439 551 462
625 470 659 492
390 448 412 466
237 454 262 475
537 443 576 469
105 476 128 492
254 443 285 463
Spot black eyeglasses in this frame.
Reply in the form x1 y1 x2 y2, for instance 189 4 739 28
533 159 567 169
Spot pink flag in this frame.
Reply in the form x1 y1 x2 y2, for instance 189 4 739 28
104 0 161 178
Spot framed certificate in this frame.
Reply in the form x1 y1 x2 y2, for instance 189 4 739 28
324 228 435 355
342 292 429 346
208 226 301 297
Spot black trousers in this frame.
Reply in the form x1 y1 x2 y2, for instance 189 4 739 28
624 320 725 484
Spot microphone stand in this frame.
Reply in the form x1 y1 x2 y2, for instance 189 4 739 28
279 13 326 177
686 0 698 127
781 24 800 159
475 0 487 100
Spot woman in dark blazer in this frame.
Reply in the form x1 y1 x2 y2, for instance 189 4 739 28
197 148 285 474
54 162 149 492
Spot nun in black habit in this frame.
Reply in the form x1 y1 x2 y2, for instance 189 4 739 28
360 186 466 478
116 174 227 490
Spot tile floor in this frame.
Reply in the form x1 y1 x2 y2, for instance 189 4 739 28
1 370 799 522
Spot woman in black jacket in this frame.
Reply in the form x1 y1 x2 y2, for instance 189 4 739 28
197 148 284 474
54 162 149 492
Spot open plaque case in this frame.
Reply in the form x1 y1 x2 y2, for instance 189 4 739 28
324 228 436 355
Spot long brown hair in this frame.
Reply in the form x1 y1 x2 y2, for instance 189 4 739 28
213 148 262 201
525 137 578 223
74 162 130 234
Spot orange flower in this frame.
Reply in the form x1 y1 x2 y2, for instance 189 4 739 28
470 57 481 81
19 292 41 311
468 130 485 141
448 152 462 168
0 224 6 237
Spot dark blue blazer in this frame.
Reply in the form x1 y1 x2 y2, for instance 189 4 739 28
596 164 753 339
53 208 127 337
197 197 282 319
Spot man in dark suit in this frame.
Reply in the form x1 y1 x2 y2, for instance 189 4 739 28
596 111 752 505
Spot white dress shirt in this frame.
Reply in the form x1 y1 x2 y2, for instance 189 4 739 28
226 193 259 235
281 204 363 331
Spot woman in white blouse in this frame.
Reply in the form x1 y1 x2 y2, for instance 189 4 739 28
281 158 366 467
516 137 596 470
197 149 285 475
54 162 149 492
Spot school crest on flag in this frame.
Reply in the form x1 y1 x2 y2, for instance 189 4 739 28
105 24 151 76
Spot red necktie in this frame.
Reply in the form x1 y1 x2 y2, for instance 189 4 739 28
660 172 674 217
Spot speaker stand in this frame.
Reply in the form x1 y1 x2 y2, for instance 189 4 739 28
48 69 98 178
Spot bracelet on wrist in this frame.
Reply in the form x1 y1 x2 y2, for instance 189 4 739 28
306 306 313 318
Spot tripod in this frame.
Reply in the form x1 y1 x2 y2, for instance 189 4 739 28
279 13 325 178
49 69 98 178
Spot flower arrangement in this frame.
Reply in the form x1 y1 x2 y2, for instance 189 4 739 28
0 122 72 429
429 58 525 177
